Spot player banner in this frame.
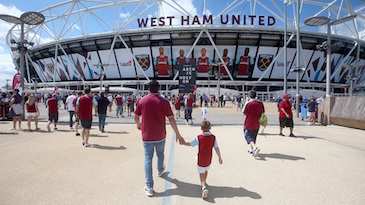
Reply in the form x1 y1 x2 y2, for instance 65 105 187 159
179 58 196 94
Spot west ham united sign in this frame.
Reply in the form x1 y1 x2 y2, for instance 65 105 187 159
138 14 275 27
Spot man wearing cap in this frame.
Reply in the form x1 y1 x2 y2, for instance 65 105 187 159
279 94 295 137
46 93 61 132
66 90 77 129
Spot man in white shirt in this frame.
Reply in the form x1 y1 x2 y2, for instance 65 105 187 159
65 90 77 129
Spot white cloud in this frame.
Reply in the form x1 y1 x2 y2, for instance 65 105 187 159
159 0 198 25
120 12 130 19
0 4 23 89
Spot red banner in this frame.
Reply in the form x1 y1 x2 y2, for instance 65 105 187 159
12 73 20 91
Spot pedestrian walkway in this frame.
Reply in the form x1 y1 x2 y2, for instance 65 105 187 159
0 103 364 204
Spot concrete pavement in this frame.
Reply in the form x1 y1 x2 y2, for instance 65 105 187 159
0 103 364 204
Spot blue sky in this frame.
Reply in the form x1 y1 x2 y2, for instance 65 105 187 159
0 0 364 89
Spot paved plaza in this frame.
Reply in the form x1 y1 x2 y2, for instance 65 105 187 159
0 102 364 204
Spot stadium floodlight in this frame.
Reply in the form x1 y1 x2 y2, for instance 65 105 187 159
305 15 357 97
0 12 44 118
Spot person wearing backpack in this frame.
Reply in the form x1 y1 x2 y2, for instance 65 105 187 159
242 90 265 158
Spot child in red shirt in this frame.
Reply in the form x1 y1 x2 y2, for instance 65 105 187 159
182 120 223 199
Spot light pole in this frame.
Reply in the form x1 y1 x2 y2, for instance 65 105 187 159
344 64 356 96
6 79 10 93
93 64 110 94
0 12 45 117
304 15 357 98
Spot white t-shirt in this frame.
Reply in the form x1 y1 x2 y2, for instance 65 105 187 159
202 107 208 119
66 94 77 111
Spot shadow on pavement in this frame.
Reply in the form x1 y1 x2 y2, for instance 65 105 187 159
155 173 261 203
0 132 18 135
91 144 126 150
256 153 305 161
104 130 129 134
90 134 108 137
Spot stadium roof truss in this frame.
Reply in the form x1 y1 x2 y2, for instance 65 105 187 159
5 0 365 87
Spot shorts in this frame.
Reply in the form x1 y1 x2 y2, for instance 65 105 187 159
197 165 210 174
175 106 180 110
48 113 59 122
244 128 258 144
81 119 92 129
279 118 294 128
308 112 315 117
26 112 38 118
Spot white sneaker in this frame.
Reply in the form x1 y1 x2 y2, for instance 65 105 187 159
18 126 22 130
47 124 51 132
202 187 208 199
9 127 16 130
253 147 260 157
144 186 153 197
248 150 253 156
82 141 85 146
158 164 165 177
84 143 90 147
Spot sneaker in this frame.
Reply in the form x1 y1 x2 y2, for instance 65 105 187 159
253 147 260 157
158 164 165 177
47 125 51 132
248 150 253 156
82 141 85 146
76 133 80 136
9 127 16 130
289 133 296 137
54 127 58 131
84 143 90 147
279 133 285 136
70 127 73 129
144 186 153 197
18 126 22 130
202 187 208 199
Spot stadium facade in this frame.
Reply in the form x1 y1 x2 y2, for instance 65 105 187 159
5 0 365 97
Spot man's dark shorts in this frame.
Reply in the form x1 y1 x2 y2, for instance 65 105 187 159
48 113 59 122
279 118 294 128
81 119 92 129
244 128 258 144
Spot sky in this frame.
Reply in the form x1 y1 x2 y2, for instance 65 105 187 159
0 0 364 90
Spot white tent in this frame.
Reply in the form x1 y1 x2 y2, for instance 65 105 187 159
24 87 71 94
91 87 138 94
171 87 239 96
275 89 326 98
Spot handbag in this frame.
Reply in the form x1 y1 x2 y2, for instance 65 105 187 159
11 103 23 115
259 113 267 128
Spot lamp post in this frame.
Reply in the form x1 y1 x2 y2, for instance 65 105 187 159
6 79 10 93
93 64 110 94
0 12 45 117
304 15 357 98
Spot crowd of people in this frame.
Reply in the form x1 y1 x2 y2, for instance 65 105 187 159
1 81 327 200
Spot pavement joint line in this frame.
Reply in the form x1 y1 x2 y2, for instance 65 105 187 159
161 132 176 205
0 132 40 148
294 130 365 152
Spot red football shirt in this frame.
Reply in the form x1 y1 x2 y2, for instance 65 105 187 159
134 93 174 142
279 100 292 118
243 100 264 130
